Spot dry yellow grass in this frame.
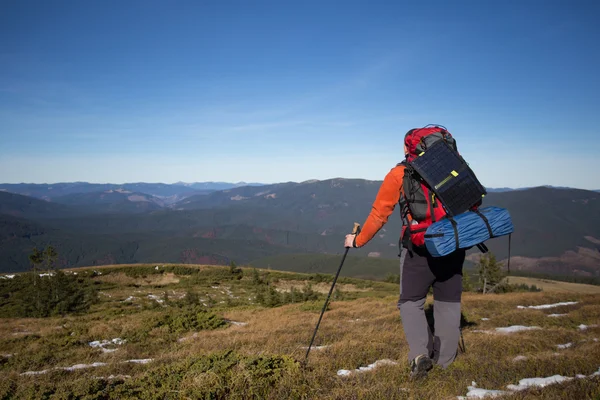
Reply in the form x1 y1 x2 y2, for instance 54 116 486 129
273 279 370 294
93 272 180 286
506 276 600 294
2 265 600 399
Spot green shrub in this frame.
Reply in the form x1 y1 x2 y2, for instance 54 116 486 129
113 351 299 399
299 300 328 313
0 271 98 318
125 306 226 342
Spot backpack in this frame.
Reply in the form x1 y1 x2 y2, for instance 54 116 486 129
398 125 483 252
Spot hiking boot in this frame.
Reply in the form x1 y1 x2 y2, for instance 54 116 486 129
410 354 433 380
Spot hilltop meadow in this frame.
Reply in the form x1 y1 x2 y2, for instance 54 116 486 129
1 263 599 399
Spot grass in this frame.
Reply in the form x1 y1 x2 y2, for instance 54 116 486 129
505 276 600 294
1 264 599 399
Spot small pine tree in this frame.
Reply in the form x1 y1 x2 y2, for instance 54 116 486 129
28 247 43 312
477 252 505 294
252 268 262 286
229 261 243 279
462 270 474 292
185 290 199 306
44 245 58 274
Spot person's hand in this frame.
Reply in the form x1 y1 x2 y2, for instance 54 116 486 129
344 234 356 248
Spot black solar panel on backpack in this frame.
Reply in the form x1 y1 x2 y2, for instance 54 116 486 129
409 139 486 216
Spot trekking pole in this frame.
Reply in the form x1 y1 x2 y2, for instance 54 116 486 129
303 222 361 364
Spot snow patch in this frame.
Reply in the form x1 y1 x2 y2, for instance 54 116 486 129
548 314 567 317
475 325 542 334
337 359 397 377
147 294 164 304
178 333 199 342
457 385 507 399
513 355 527 362
556 343 572 349
230 195 248 201
228 321 248 326
1 274 15 279
517 301 577 310
579 324 599 330
122 296 136 302
302 345 329 351
481 318 490 321
94 374 132 380
21 362 108 376
89 338 126 353
506 375 573 391
459 368 600 398
20 358 155 376
63 362 108 372
126 358 153 364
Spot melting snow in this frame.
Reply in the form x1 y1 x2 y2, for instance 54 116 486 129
495 326 541 333
147 294 164 304
63 362 108 372
579 324 599 330
126 359 153 364
337 359 397 377
513 356 527 362
459 367 600 398
457 384 507 399
20 358 154 376
228 321 248 326
94 374 132 380
302 345 329 351
21 362 108 376
548 314 567 317
556 343 572 349
1 274 15 279
178 333 199 342
122 296 136 302
517 301 577 310
481 318 490 321
506 375 573 391
89 338 126 353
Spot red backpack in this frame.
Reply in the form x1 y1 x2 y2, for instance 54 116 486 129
399 125 461 251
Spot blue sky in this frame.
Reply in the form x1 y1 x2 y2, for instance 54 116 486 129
1 0 599 189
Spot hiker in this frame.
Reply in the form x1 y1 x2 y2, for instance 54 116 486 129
344 126 465 379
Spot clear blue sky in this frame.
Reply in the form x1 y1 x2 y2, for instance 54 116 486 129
1 0 599 189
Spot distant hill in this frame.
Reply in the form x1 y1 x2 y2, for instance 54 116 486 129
0 182 206 204
52 190 165 214
175 181 265 190
0 191 86 219
0 181 598 277
0 181 267 204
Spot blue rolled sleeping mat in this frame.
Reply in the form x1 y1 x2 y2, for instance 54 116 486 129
424 206 514 257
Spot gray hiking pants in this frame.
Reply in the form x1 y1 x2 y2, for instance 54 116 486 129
397 247 464 368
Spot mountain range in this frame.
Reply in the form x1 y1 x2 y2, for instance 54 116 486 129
0 180 598 279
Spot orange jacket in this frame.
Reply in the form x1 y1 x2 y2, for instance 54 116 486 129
355 164 406 248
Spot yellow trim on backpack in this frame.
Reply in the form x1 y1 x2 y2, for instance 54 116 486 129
451 170 458 177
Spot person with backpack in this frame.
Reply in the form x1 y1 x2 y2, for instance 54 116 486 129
344 126 467 380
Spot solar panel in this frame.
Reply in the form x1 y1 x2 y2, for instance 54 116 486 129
409 139 486 216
